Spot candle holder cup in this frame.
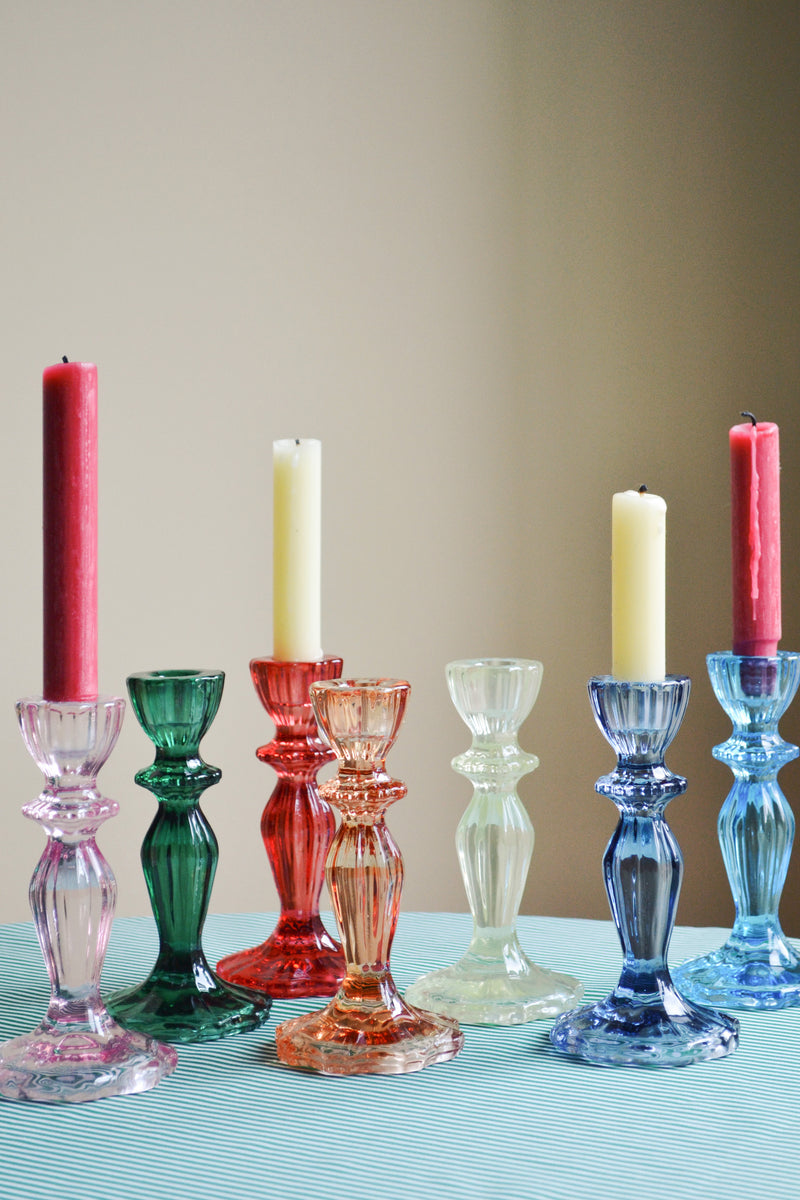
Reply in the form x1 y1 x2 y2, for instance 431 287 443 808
275 678 464 1075
0 696 177 1103
673 652 800 1009
106 670 272 1041
405 658 582 1023
550 676 738 1068
216 657 345 998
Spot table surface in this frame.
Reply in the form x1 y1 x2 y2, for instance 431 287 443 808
0 910 796 1200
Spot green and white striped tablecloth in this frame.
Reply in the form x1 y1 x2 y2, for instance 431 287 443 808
0 911 796 1200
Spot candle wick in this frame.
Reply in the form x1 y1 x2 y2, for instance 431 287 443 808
62 355 69 363
295 437 300 445
741 411 757 426
638 484 648 493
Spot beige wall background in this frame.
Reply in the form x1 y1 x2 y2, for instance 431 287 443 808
2 1 799 934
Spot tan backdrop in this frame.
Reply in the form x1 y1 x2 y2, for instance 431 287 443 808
2 1 799 935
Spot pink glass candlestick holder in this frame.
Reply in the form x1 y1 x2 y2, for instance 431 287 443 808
0 696 177 1103
275 678 464 1075
216 657 345 998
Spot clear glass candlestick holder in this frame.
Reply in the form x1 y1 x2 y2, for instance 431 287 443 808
673 652 800 1009
405 658 582 1024
550 677 738 1068
275 678 464 1075
106 670 272 1042
0 696 177 1103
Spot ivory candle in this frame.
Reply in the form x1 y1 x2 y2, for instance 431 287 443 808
611 487 667 682
730 416 781 657
42 359 98 700
273 438 322 662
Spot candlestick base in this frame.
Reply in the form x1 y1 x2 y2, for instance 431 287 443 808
216 657 345 999
0 1018 178 1105
549 678 738 1068
276 988 462 1076
405 659 581 1024
0 697 176 1103
275 678 464 1075
673 652 800 1010
548 989 737 1068
404 944 581 1026
672 942 800 1011
215 919 344 999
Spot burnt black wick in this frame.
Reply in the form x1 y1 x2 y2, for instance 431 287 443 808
741 411 757 426
638 484 648 494
62 355 69 363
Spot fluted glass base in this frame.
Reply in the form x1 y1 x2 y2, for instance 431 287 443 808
673 934 800 1010
276 990 462 1076
549 984 738 1068
107 970 271 1043
405 935 581 1024
0 1017 177 1104
217 915 343 1000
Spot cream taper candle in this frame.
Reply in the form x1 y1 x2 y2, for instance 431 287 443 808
611 486 667 681
273 438 322 662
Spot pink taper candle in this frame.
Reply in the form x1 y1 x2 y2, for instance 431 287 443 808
730 415 781 658
42 360 98 700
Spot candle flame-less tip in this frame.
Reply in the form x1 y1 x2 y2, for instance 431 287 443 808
741 411 757 426
62 355 69 363
638 484 648 494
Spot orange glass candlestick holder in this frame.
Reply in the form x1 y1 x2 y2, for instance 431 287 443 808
216 657 345 998
276 678 464 1075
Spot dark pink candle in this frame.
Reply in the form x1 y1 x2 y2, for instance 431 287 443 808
43 360 98 700
730 417 781 657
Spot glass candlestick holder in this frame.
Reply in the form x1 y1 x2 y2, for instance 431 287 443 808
405 658 582 1023
216 657 345 998
550 676 739 1068
276 678 464 1075
673 652 800 1009
0 696 177 1103
106 670 272 1042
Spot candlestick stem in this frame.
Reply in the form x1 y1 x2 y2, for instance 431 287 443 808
673 652 800 1008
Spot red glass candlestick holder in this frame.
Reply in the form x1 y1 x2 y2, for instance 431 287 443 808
216 656 345 998
275 678 464 1075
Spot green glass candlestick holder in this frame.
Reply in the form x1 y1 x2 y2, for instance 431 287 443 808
105 670 272 1042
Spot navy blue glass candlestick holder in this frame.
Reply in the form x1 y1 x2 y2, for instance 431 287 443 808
550 676 738 1068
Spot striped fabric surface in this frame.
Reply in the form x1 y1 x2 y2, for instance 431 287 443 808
0 910 797 1200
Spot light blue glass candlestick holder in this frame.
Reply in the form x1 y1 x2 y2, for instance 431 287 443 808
550 676 738 1068
673 652 800 1009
